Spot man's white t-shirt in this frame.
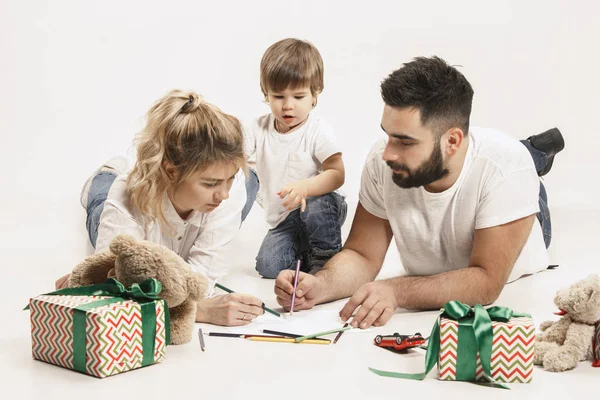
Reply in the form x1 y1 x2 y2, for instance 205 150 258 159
244 113 342 228
359 127 549 283
96 169 247 282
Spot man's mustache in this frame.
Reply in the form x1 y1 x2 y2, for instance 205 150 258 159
386 161 409 172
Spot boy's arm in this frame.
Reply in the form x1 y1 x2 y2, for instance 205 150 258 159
306 152 345 196
279 153 345 211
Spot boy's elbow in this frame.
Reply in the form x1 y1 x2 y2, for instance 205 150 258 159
338 170 345 186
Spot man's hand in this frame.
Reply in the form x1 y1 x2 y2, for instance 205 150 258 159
55 273 71 290
196 293 264 326
339 280 398 329
274 270 322 310
278 180 311 212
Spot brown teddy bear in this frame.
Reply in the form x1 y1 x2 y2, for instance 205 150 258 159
68 234 209 345
534 274 600 371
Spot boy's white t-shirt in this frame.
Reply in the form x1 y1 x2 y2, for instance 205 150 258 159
95 169 247 282
359 127 549 283
244 113 342 228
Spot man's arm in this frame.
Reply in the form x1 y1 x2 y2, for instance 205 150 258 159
273 202 393 309
342 214 536 328
314 202 393 303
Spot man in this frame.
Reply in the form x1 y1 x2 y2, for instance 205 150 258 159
273 56 564 329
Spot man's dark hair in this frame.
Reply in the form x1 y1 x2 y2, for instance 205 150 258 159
381 56 474 135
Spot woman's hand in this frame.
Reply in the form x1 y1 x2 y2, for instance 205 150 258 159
55 273 71 290
195 293 264 326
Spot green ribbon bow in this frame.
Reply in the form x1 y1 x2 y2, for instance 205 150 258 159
27 278 170 374
369 301 531 389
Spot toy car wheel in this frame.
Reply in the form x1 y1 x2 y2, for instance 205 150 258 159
375 335 382 344
395 336 403 345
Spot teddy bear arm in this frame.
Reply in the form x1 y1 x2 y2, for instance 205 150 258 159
167 299 197 345
539 320 554 332
563 323 595 361
542 323 596 372
540 317 571 344
68 251 117 287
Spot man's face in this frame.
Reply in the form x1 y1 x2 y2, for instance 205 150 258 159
380 105 449 188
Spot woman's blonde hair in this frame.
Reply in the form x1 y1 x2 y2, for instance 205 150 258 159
127 89 246 229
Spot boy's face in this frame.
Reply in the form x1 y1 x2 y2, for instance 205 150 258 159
266 86 315 133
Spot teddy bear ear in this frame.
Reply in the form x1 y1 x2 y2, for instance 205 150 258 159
187 272 209 302
109 234 138 256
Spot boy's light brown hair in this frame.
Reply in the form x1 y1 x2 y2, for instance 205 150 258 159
260 38 324 98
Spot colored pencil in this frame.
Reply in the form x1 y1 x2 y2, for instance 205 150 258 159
295 326 353 342
214 282 281 318
208 332 287 339
262 329 301 338
333 323 349 344
262 329 331 343
247 336 330 345
290 259 301 315
198 328 206 351
208 332 330 344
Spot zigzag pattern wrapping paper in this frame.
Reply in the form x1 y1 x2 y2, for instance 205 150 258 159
438 316 534 383
29 294 166 378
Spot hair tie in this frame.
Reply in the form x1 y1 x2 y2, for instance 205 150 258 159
181 95 194 112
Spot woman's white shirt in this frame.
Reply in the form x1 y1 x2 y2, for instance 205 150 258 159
95 170 246 282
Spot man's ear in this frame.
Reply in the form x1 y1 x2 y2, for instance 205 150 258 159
444 127 465 156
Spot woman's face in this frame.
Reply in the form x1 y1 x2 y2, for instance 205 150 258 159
170 162 239 218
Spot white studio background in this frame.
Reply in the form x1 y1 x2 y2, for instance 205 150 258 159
1 0 599 305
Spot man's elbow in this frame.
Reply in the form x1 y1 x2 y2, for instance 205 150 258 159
480 277 505 305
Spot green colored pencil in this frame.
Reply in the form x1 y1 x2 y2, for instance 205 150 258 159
214 282 281 318
295 326 353 342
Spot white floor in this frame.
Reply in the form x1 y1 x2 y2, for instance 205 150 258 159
2 200 599 400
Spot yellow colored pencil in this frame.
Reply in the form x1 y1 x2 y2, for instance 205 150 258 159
246 336 330 345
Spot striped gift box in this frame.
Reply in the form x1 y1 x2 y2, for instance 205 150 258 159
29 294 167 378
438 316 534 383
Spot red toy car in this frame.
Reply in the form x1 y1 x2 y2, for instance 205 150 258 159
373 332 426 351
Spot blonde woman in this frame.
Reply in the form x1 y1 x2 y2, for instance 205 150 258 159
55 90 262 326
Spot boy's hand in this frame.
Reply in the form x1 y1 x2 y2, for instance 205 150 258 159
278 180 311 212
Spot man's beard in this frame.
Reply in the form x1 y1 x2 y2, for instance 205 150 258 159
387 140 450 188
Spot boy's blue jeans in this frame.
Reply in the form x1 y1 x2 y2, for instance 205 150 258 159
86 169 261 248
254 191 347 279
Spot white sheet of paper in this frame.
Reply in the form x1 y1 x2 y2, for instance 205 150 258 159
222 309 370 336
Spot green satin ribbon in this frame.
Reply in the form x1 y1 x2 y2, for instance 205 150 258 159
369 301 531 389
27 278 170 374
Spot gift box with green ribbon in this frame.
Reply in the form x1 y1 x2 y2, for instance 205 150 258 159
593 322 600 367
370 301 534 388
28 278 170 378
